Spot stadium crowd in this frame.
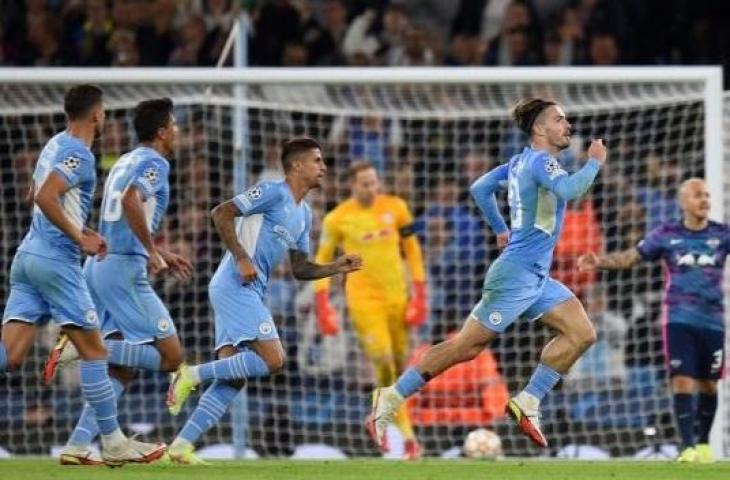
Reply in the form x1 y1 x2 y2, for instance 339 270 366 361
1 0 729 83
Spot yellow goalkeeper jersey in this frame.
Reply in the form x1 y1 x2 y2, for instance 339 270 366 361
314 194 425 303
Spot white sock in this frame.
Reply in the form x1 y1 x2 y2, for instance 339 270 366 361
101 428 126 448
188 365 201 384
515 391 540 411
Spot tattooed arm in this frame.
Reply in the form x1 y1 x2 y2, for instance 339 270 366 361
578 248 642 271
289 250 361 280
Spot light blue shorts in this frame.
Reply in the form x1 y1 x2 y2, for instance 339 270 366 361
209 283 279 351
84 255 175 344
3 251 98 329
471 257 574 333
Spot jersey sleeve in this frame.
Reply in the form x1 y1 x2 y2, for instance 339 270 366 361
636 226 665 261
531 154 601 200
394 197 416 237
130 157 168 200
296 204 312 254
470 163 509 234
232 182 282 216
52 148 94 188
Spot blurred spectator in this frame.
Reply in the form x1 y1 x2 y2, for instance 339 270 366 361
445 34 485 66
77 0 114 66
297 0 348 66
483 1 541 65
328 115 402 174
136 0 177 65
282 41 308 66
635 153 682 231
169 15 207 66
552 195 603 299
388 26 435 66
250 0 301 66
108 29 140 67
343 4 409 66
587 32 620 65
392 0 459 55
18 13 62 66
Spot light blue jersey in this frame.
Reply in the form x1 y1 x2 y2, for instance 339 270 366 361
210 180 312 297
473 146 601 274
468 146 601 332
85 146 173 343
18 130 96 262
4 131 98 329
210 180 312 349
98 146 170 257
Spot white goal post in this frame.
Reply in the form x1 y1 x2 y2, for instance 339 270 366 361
0 66 724 459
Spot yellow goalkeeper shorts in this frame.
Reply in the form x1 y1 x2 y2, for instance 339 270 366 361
348 298 409 365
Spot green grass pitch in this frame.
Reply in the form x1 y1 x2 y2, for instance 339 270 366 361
1 459 729 480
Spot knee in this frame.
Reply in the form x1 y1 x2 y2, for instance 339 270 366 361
574 325 597 352
697 380 717 395
6 353 24 372
672 375 696 394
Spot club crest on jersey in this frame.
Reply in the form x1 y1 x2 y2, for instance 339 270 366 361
544 157 566 179
157 318 171 332
488 311 502 325
259 321 273 335
85 309 98 325
246 186 263 201
62 155 81 171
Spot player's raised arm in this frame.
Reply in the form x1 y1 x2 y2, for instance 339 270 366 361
532 139 606 201
34 161 106 258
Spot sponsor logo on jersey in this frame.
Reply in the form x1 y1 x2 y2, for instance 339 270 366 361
676 253 717 267
259 321 273 335
273 224 297 248
488 311 502 325
544 157 567 180
669 239 682 245
707 238 721 248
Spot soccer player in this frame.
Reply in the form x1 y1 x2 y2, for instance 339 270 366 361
0 85 164 466
51 98 191 465
314 160 428 459
165 137 362 464
371 98 607 449
578 178 724 463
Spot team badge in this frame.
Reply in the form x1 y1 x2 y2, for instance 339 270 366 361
259 321 273 335
246 186 263 201
158 318 171 332
707 238 720 248
488 311 502 325
85 309 98 325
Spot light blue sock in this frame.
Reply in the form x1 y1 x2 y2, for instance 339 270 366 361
523 363 562 401
67 378 125 447
196 351 269 383
394 367 426 398
78 360 120 435
178 380 240 444
106 339 161 371
0 343 7 372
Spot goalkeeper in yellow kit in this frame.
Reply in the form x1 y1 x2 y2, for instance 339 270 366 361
314 160 428 459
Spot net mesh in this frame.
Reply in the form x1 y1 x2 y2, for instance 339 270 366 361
0 79 718 458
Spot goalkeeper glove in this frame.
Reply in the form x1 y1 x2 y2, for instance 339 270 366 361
405 281 428 327
315 290 339 336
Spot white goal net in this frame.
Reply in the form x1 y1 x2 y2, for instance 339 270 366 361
0 68 724 459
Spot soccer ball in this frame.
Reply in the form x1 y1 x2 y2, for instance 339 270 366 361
463 428 502 459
